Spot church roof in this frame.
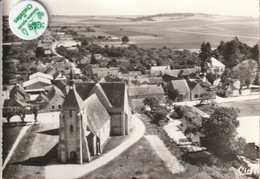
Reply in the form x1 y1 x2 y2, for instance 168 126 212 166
62 87 84 110
74 82 126 107
89 83 113 109
46 86 65 100
75 82 96 101
84 94 110 137
99 82 125 107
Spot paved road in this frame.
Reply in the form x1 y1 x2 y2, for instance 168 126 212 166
172 94 259 106
45 114 145 179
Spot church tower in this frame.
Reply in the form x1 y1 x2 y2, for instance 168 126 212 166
58 72 90 163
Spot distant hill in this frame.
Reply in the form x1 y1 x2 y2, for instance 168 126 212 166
131 13 257 21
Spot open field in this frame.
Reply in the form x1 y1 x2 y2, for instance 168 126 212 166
218 99 260 117
50 14 258 49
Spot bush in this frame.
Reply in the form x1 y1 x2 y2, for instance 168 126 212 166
169 111 178 119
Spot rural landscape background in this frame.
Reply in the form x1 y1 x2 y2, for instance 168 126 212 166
50 13 258 49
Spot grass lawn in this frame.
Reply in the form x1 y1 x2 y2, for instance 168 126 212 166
218 99 260 117
82 137 176 179
2 124 25 161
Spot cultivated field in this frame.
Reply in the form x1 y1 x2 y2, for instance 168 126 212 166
50 14 259 49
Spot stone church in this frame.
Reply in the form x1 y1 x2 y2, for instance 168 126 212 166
58 81 132 164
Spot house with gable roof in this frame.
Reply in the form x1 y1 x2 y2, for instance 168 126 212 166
187 81 205 101
128 85 165 104
168 79 190 102
207 57 225 75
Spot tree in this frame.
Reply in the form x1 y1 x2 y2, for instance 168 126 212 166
232 59 257 88
121 36 129 43
143 97 160 110
251 44 259 64
35 47 45 57
3 107 15 124
202 107 246 159
199 42 213 73
199 92 215 105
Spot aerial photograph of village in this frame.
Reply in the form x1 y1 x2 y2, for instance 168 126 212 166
1 0 259 178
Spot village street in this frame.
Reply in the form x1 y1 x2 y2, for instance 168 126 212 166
172 93 259 106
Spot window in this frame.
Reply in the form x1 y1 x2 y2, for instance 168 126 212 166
70 125 73 133
194 94 199 98
200 94 203 97
58 105 61 109
70 110 72 117
52 105 55 110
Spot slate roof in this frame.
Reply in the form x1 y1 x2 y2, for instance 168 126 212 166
92 67 119 75
75 82 96 101
34 93 49 103
45 66 57 76
53 80 67 95
74 82 126 108
149 77 163 84
84 94 111 137
171 80 190 93
163 74 181 82
46 86 65 100
89 83 113 109
99 82 125 107
3 98 26 108
128 85 165 96
187 81 198 90
119 61 135 72
62 87 84 110
10 84 27 98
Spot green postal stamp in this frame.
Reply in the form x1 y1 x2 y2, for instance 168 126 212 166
9 1 48 40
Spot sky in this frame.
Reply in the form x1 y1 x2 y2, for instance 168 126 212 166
2 0 259 17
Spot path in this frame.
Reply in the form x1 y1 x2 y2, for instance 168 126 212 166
145 135 185 174
45 114 145 179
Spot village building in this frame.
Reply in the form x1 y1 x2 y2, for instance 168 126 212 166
207 57 225 75
23 77 52 91
168 80 190 102
150 66 171 76
187 81 205 101
4 84 29 108
128 85 165 105
29 72 53 81
119 61 136 74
